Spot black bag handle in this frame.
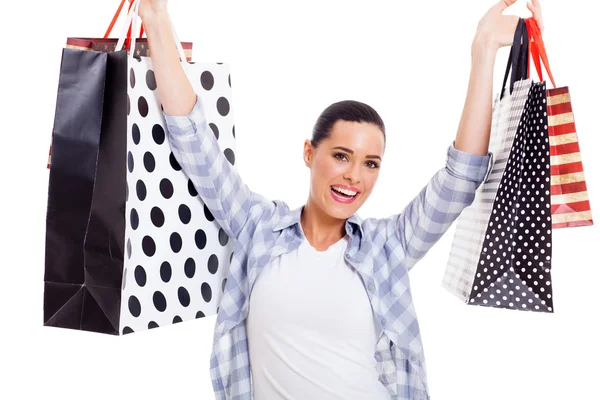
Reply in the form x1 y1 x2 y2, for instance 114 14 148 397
514 18 529 85
500 18 529 100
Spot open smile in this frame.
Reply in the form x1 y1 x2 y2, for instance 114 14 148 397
330 185 360 204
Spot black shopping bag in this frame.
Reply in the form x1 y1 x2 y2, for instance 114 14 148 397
44 48 128 334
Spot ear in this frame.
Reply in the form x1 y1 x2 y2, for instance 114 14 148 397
303 139 313 168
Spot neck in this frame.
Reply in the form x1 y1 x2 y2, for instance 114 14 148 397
300 199 347 249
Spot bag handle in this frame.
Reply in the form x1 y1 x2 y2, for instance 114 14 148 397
104 0 145 41
500 18 529 100
116 0 188 63
525 18 556 88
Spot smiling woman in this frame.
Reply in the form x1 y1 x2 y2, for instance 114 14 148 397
302 100 386 233
136 0 546 399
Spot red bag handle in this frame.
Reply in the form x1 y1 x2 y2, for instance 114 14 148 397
525 18 556 88
104 0 145 40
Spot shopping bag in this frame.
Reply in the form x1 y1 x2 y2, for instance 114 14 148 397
43 7 233 334
443 18 555 313
118 17 236 335
44 48 124 334
46 0 193 169
525 18 593 229
66 0 146 56
443 18 531 304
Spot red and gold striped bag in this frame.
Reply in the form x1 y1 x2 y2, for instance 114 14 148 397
526 18 593 229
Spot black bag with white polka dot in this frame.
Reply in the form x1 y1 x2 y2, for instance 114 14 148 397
443 18 554 313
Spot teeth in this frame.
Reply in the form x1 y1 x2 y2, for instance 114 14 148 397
332 186 357 196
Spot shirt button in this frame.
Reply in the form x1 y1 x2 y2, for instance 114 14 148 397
367 283 374 292
381 318 386 326
410 354 417 362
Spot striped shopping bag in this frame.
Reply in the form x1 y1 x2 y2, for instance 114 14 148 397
526 18 593 228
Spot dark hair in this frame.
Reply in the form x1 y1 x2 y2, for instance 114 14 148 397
310 100 386 149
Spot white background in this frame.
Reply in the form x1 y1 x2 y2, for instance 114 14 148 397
1 0 599 399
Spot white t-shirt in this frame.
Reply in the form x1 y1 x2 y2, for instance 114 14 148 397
246 229 390 399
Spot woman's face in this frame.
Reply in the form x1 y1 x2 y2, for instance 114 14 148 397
304 119 385 220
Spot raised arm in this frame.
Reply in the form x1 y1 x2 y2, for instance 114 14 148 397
140 0 274 239
454 0 544 152
389 143 491 271
139 0 195 115
386 0 545 270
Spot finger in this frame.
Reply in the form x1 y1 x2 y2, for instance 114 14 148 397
497 0 518 11
491 0 517 14
527 2 545 34
538 17 545 35
533 0 545 34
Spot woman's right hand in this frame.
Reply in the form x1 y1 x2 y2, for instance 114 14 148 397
138 0 169 23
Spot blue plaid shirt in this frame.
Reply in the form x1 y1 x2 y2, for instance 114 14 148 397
164 96 493 400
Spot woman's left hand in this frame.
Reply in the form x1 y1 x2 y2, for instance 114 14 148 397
474 0 544 51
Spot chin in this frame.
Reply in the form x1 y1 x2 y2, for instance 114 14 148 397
324 198 362 220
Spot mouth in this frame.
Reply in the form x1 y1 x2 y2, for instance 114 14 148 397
330 185 360 204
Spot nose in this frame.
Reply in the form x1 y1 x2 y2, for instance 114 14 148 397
343 162 361 185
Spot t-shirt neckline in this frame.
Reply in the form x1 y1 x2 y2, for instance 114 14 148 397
298 222 348 254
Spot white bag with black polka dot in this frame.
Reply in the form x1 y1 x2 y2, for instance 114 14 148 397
118 3 234 334
42 2 234 335
120 63 234 333
443 19 554 313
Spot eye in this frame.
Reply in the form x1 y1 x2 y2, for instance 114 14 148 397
365 160 380 169
333 152 348 161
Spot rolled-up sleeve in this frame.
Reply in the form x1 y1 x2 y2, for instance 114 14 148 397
445 140 494 184
163 95 207 138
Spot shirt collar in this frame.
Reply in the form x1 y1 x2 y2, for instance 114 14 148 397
272 204 364 238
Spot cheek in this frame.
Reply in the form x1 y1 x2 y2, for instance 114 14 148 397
362 173 379 194
313 157 345 182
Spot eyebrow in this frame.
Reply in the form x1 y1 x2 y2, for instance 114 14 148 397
331 146 381 161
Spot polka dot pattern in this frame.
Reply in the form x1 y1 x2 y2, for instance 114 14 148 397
169 152 181 171
138 96 149 117
143 152 155 172
469 82 553 312
146 70 157 91
120 59 235 333
224 148 235 166
152 124 165 145
444 78 531 302
132 124 141 144
209 123 219 139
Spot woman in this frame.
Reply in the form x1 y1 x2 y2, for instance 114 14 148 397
138 0 545 398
